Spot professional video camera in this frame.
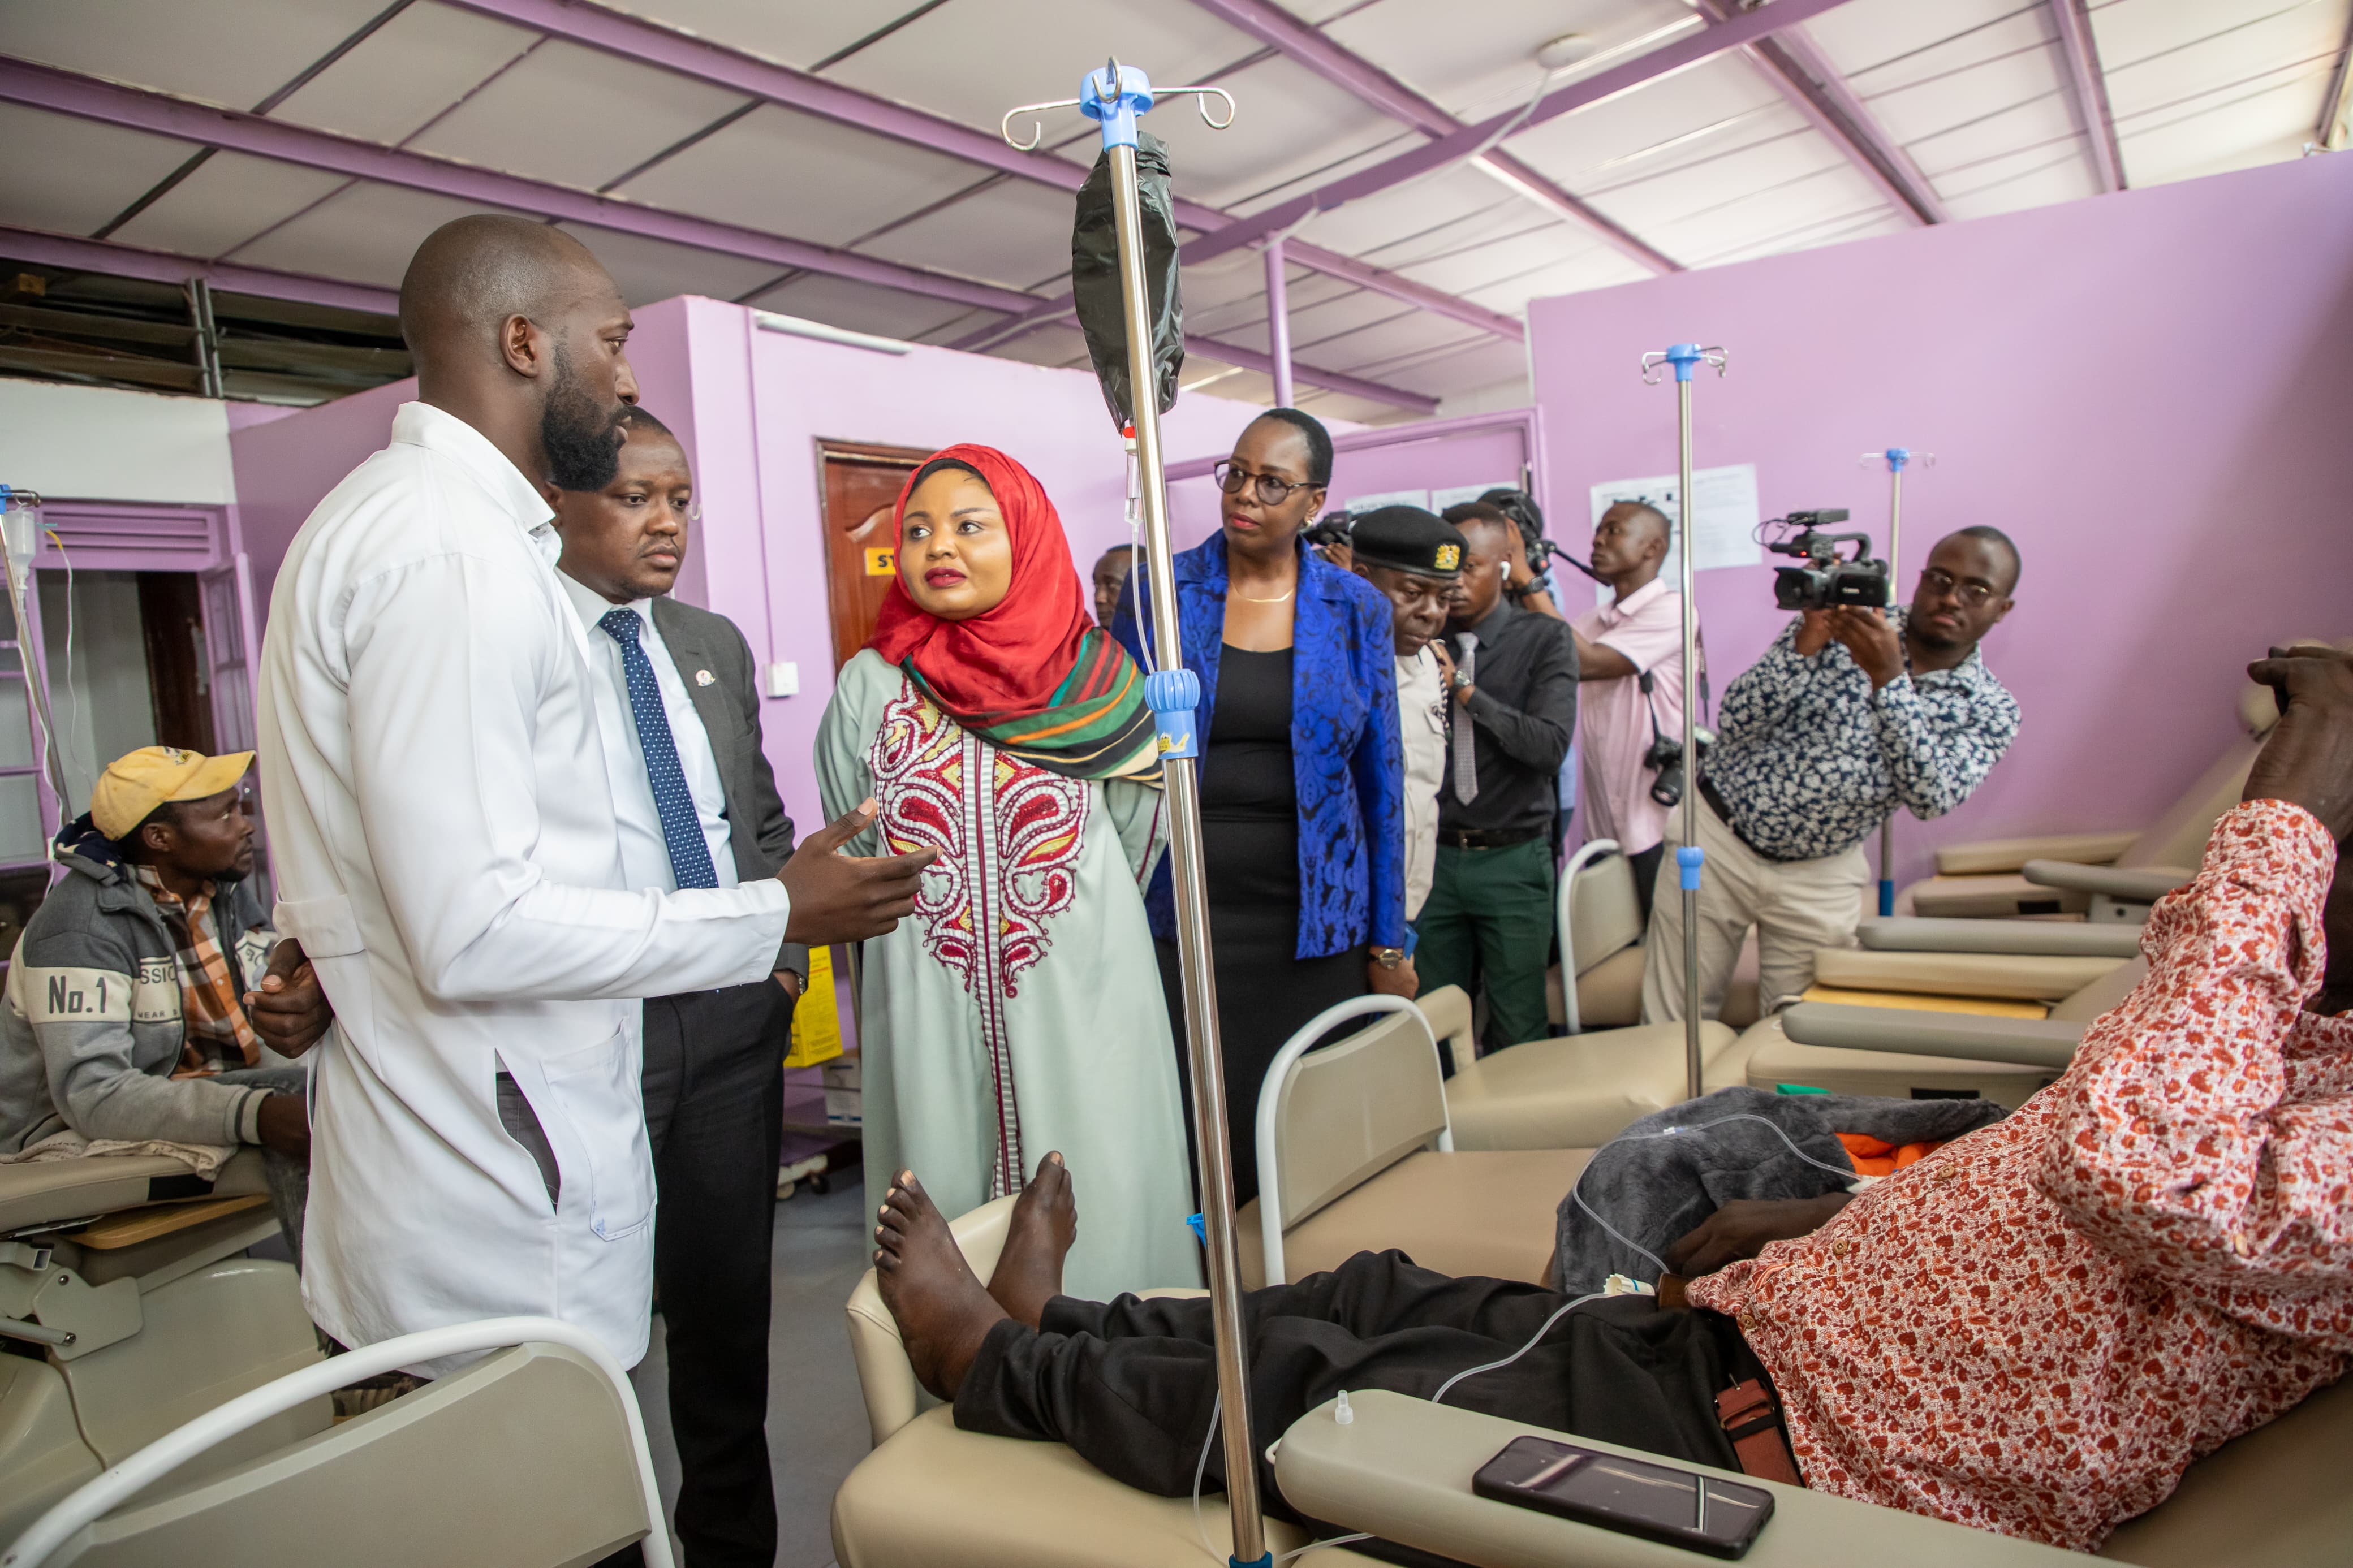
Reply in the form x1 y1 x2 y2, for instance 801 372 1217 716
1762 509 1890 611
1303 508 1353 551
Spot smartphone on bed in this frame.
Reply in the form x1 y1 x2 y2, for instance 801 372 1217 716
1471 1435 1773 1559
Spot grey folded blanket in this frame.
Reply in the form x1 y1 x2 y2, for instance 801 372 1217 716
1553 1086 2010 1294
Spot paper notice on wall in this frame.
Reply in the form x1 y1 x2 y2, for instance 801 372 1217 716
1343 488 1430 513
1589 464 1761 571
1430 482 1514 512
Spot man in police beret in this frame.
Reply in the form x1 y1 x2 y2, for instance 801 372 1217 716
1348 506 1467 933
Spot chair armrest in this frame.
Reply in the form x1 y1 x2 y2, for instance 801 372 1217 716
1779 1004 2083 1070
1858 918 2142 959
1933 830 2137 876
2020 861 2195 904
1274 1390 2084 1567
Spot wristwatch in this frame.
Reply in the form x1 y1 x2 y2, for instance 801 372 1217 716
1450 668 1475 693
1369 947 1407 970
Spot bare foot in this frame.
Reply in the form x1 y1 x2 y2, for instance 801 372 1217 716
875 1170 1007 1401
989 1151 1078 1328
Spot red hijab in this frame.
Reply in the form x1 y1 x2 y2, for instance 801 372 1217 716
868 444 1097 718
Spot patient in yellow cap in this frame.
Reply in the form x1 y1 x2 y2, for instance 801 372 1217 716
0 746 316 1258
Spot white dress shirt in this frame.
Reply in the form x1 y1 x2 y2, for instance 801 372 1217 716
1395 645 1447 920
256 401 791 1373
555 571 738 892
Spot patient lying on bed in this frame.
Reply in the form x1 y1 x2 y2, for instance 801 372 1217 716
876 645 2353 1554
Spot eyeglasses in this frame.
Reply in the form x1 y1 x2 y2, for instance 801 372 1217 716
1213 460 1318 507
1918 567 1999 607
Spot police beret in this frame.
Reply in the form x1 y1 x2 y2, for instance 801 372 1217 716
1348 505 1467 579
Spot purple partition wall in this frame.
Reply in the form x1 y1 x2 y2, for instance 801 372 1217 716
1528 150 2353 891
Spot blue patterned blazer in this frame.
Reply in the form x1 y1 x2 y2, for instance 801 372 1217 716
1115 532 1407 959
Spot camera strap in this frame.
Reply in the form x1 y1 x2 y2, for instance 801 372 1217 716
1639 669 1666 769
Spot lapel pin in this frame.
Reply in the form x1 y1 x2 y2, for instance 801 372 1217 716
695 669 716 686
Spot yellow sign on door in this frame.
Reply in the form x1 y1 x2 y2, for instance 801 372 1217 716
864 547 897 577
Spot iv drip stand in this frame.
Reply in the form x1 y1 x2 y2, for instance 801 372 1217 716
1640 345 1725 1100
1004 64 1268 1568
1863 448 1923 918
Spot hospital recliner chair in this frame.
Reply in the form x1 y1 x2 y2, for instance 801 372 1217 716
3 1315 667 1567
1549 840 1758 1034
0 1148 324 1543
1901 656 2320 921
834 1173 2353 1567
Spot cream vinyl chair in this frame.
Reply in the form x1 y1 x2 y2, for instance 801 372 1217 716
1236 995 1589 1290
2 1316 667 1568
0 1150 325 1544
1549 842 1759 1035
1901 657 2333 921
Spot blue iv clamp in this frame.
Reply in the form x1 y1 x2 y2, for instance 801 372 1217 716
1145 668 1201 761
1079 61 1154 149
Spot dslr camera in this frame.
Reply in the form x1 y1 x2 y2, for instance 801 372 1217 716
1764 509 1890 611
1303 509 1354 551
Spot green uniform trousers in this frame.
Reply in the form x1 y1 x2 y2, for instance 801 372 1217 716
1417 837 1555 1051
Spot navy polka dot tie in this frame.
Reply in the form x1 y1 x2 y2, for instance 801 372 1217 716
598 608 719 890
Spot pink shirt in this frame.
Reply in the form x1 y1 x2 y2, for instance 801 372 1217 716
1693 800 2353 1550
1569 577 1684 856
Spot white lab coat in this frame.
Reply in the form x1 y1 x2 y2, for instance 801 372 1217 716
256 403 791 1375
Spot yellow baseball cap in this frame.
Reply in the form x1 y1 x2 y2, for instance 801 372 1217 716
90 746 254 840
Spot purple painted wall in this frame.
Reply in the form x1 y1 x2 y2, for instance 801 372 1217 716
1529 152 2353 891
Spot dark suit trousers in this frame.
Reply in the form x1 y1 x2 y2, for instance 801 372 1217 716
637 978 792 1568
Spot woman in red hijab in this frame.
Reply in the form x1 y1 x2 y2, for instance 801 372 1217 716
816 446 1196 1298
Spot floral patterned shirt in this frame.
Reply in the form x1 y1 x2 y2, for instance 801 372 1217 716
1692 800 2353 1550
1706 611 2020 861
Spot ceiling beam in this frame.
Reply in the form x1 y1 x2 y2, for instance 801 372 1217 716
1693 0 1945 225
2323 14 2353 150
0 223 401 316
1179 0 1857 269
1180 0 1680 273
439 0 1522 343
0 58 1052 318
2048 0 2124 192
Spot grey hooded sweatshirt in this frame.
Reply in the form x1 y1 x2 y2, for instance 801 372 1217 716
0 816 282 1153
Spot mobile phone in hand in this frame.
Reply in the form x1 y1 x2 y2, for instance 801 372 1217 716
1471 1435 1773 1559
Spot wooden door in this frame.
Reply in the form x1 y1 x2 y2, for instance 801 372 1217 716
818 441 930 670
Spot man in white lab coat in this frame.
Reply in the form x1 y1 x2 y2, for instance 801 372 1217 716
257 215 930 1376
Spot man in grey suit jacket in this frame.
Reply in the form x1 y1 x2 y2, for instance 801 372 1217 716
547 405 805 1568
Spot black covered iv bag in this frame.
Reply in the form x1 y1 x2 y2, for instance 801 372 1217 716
1072 130 1184 429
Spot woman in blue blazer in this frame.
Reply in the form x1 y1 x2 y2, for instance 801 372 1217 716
1116 408 1410 1207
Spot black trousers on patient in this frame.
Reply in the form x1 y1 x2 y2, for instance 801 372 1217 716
954 1250 1766 1548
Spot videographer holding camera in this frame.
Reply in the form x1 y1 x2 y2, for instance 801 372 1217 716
1640 523 2023 1022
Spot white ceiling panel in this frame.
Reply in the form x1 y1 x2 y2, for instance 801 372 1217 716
1320 0 1697 125
1693 205 1910 268
405 40 751 191
1290 167 1524 258
1363 334 1528 396
0 104 201 236
615 102 984 247
1391 222 1604 300
856 177 1079 293
1300 306 1473 370
270 2 541 146
1649 157 1891 262
109 150 350 258
824 0 1249 137
2100 0 2352 185
1148 55 1423 214
557 223 790 306
601 0 915 71
1506 53 1790 185
0 0 389 109
227 181 532 286
746 270 1001 343
1460 247 1652 309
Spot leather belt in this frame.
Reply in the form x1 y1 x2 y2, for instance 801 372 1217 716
1697 778 1812 865
1716 1379 1802 1487
1440 827 1542 850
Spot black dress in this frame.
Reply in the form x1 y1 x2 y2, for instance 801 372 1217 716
1156 645 1365 1209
